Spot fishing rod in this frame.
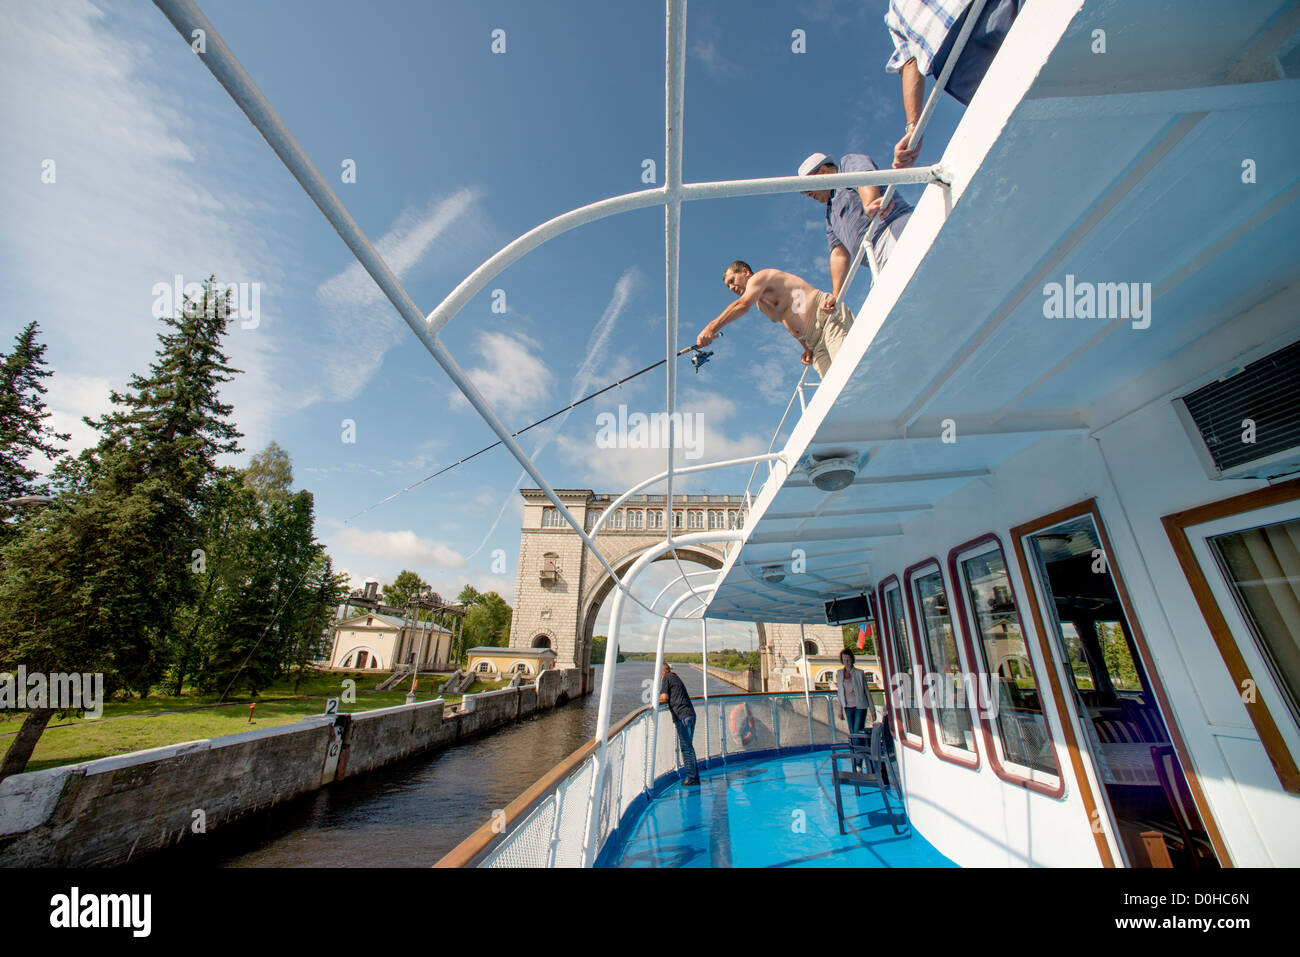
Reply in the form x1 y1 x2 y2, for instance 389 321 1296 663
345 338 718 521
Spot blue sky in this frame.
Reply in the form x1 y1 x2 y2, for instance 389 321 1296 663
0 0 966 650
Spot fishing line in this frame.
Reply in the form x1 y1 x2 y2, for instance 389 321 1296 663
345 340 718 522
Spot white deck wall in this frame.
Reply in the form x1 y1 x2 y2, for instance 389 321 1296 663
869 288 1300 867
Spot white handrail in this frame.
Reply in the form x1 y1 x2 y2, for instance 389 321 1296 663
588 452 781 538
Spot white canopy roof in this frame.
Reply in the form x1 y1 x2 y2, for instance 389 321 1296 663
705 0 1300 623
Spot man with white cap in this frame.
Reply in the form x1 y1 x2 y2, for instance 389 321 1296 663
798 151 914 313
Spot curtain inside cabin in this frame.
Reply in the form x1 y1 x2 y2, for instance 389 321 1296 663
1211 517 1300 730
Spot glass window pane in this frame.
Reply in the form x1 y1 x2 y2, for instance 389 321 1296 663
885 586 922 738
1061 622 1097 690
913 568 975 752
960 547 1058 775
1210 517 1300 730
1096 620 1142 692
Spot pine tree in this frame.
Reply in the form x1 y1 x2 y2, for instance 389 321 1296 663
0 280 243 779
0 321 69 538
292 555 349 691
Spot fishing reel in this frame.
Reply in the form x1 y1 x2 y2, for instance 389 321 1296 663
688 330 720 373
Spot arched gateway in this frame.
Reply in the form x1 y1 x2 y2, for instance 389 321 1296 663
509 489 844 693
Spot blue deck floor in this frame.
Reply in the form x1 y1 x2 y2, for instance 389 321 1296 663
608 751 957 868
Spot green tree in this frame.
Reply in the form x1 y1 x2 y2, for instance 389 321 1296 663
0 280 241 779
461 590 512 648
243 441 294 506
1097 621 1141 691
0 321 69 539
384 569 428 610
292 555 349 690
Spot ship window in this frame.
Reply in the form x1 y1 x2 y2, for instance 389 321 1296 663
880 578 924 745
1024 507 1219 867
907 561 978 762
955 540 1061 780
1164 487 1300 795
1209 517 1300 732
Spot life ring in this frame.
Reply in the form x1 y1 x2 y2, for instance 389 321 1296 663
728 703 757 747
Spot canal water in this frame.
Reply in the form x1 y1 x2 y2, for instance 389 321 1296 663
148 661 705 868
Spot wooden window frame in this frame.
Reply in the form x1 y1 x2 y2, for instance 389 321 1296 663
877 575 924 753
1012 498 1234 868
903 558 980 771
1161 476 1300 794
948 533 1065 797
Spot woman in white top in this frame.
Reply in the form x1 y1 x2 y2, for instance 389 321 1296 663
836 648 875 743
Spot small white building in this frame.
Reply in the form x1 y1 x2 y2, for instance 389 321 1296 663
466 646 557 679
329 613 454 672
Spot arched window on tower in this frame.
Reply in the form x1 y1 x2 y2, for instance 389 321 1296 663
803 639 820 656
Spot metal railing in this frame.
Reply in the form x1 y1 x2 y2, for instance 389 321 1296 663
440 690 843 868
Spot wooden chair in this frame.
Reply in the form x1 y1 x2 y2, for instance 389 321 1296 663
1151 744 1214 867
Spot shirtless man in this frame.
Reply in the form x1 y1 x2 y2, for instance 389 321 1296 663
696 261 856 377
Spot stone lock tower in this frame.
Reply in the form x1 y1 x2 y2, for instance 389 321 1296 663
508 489 845 693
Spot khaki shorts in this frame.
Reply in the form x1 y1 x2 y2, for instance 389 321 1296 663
801 292 856 376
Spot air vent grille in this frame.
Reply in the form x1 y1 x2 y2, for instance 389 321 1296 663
1181 339 1300 473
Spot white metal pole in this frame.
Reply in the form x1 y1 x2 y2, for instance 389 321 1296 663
799 623 814 748
700 617 709 759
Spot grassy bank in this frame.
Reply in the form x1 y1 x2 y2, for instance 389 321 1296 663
0 670 510 775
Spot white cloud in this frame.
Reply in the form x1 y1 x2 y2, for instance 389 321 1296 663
334 528 467 569
690 38 740 78
571 267 640 399
43 373 114 459
449 330 554 417
0 1 287 455
312 188 486 406
552 386 770 491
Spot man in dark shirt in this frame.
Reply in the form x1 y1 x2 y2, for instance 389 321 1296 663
797 152 914 311
659 663 699 786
